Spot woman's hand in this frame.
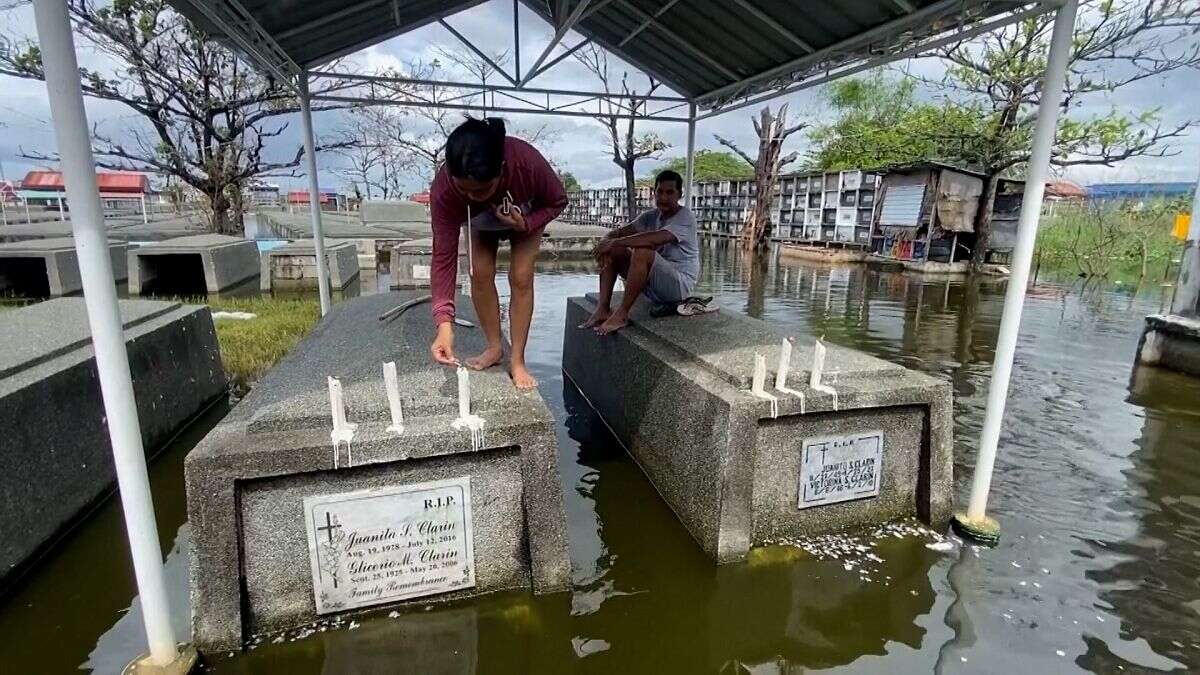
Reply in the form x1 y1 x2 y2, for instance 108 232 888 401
430 322 458 366
494 204 527 232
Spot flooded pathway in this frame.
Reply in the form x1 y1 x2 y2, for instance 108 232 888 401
2 242 1198 673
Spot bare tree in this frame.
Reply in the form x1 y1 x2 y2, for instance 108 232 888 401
334 107 412 200
0 0 352 233
715 104 807 252
574 44 669 221
375 49 559 185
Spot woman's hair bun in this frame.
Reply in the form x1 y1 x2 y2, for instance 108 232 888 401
446 116 507 182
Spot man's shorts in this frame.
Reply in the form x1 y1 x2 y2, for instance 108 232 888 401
642 252 694 305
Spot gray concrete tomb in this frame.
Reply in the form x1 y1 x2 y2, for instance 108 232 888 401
0 236 127 296
128 234 259 295
259 240 360 292
186 292 571 652
562 293 953 563
0 298 226 591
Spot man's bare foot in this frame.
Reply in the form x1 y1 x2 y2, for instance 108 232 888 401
466 345 503 370
595 311 629 335
510 362 538 390
579 308 609 328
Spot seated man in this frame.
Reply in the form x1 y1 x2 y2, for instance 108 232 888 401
580 169 700 334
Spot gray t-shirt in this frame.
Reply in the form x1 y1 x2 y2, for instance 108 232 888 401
632 206 700 283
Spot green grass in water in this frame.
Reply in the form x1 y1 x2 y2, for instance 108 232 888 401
206 296 321 387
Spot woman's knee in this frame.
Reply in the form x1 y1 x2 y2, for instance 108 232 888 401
470 259 496 284
508 266 535 294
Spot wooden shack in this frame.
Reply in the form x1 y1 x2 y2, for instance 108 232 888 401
870 163 1023 265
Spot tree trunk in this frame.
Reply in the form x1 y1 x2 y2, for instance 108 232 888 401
623 163 637 223
971 172 1002 270
208 189 238 235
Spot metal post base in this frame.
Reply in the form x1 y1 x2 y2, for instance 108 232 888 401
951 512 1001 546
122 645 199 675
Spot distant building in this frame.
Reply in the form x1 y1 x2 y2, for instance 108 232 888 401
409 191 431 206
17 170 150 212
287 188 344 212
247 181 281 207
1087 182 1196 203
1045 180 1087 202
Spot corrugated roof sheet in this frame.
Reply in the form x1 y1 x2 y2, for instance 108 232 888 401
171 0 1045 109
20 170 149 193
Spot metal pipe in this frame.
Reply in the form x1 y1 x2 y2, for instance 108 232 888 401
310 93 692 122
299 73 333 316
33 0 178 665
685 103 696 209
1170 155 1200 315
310 70 690 102
965 0 1078 522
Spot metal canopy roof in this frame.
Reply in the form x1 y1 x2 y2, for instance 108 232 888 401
171 0 1055 116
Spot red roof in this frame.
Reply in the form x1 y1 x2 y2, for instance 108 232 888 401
21 170 148 194
287 190 335 204
1045 180 1087 200
410 191 431 205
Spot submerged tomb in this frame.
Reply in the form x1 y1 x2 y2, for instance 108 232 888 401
186 292 571 651
562 294 953 562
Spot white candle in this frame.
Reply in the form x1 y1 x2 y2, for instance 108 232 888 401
775 338 792 390
383 361 404 433
457 366 471 419
752 354 767 395
810 340 827 388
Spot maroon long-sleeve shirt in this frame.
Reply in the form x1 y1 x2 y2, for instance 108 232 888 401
429 137 567 326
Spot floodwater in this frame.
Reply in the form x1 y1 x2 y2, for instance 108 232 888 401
2 239 1199 674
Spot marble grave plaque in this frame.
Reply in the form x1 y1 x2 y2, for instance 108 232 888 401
305 476 475 614
798 431 883 509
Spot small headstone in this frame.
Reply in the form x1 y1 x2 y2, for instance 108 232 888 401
798 432 883 509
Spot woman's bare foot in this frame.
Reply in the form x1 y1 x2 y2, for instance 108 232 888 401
510 361 538 390
466 345 503 370
579 308 609 328
595 310 629 335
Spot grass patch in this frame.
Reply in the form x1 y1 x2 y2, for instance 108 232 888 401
206 295 321 388
1035 200 1186 284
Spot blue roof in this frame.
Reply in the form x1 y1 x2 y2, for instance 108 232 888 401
1087 182 1196 199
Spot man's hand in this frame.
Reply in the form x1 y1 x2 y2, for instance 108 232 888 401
493 204 527 232
430 322 458 366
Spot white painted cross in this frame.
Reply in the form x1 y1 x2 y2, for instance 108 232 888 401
774 337 805 414
809 339 839 411
750 353 779 419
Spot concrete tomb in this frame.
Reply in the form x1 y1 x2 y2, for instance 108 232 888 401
128 234 259 296
1135 314 1200 377
0 236 126 296
389 239 466 290
0 298 226 591
186 292 571 652
562 293 953 563
259 240 360 292
360 200 430 226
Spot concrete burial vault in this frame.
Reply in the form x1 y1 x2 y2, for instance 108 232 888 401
260 240 359 292
128 234 259 296
563 294 953 563
0 237 127 297
186 291 570 652
0 299 226 591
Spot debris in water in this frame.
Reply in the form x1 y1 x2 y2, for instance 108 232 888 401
1056 650 1066 657
1011 561 1022 568
926 541 955 552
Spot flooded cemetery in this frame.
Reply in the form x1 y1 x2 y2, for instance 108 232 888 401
2 0 1200 673
2 235 1200 673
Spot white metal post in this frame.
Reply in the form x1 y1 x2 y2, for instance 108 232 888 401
685 102 696 209
963 0 1078 530
33 0 179 666
299 72 333 316
1170 156 1200 316
140 193 148 225
57 194 64 220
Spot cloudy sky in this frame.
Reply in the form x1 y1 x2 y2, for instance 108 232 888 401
0 0 1196 194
